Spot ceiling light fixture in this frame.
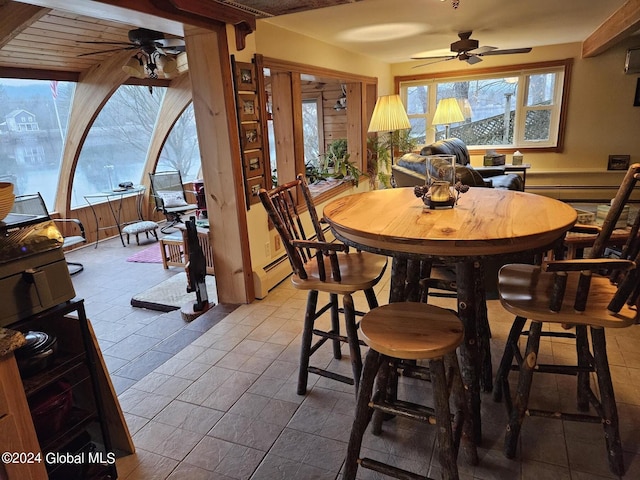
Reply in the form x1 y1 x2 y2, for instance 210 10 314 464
334 85 347 111
441 0 460 8
122 47 178 80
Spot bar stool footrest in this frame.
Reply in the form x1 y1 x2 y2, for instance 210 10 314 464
359 457 431 480
307 367 354 385
527 408 602 423
371 396 437 424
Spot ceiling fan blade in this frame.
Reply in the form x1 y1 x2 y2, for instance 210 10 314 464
411 54 456 61
466 55 483 65
412 57 456 68
468 46 497 55
157 38 185 48
481 47 532 56
77 46 137 57
77 40 135 46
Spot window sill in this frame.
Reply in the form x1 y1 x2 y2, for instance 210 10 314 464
308 177 360 205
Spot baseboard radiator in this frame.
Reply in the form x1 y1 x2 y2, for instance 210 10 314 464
252 226 334 299
253 254 292 299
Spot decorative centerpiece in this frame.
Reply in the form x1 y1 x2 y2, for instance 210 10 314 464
414 155 469 209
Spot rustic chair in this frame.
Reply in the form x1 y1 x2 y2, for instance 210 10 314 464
148 170 197 233
343 302 477 480
11 193 87 275
259 174 388 395
492 163 640 476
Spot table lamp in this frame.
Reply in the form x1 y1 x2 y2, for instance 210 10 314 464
368 94 411 186
432 97 465 139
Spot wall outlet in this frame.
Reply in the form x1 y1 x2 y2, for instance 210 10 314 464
273 234 281 252
264 242 270 257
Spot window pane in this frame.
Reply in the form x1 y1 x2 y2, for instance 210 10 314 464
437 78 518 145
406 85 428 114
72 85 165 207
524 109 551 141
526 74 556 106
409 118 426 144
0 79 75 211
157 103 201 181
302 99 320 167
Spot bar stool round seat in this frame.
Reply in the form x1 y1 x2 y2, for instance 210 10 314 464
360 302 464 360
344 302 477 480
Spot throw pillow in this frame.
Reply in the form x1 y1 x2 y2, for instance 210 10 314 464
158 190 187 208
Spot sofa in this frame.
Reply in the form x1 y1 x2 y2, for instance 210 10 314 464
392 138 524 191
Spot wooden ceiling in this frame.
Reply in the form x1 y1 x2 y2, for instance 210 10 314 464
0 10 139 74
0 0 362 79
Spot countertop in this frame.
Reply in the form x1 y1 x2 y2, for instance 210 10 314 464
0 327 25 357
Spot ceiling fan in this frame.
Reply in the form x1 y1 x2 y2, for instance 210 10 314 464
412 31 532 67
78 28 186 79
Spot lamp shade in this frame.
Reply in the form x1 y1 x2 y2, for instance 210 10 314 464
122 57 145 79
432 98 465 126
368 94 411 133
157 54 178 75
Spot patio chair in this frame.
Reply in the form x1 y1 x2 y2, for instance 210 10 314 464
259 174 388 395
492 163 640 476
148 170 197 233
11 193 87 275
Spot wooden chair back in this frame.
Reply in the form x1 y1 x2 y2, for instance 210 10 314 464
545 163 640 316
259 174 346 282
590 163 640 259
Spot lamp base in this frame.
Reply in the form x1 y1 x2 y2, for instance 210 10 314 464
423 196 455 209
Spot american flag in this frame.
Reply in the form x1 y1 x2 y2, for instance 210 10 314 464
50 80 58 99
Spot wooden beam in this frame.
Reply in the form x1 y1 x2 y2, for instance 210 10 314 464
142 71 193 216
0 66 79 81
54 49 133 216
185 25 255 303
0 1 50 48
582 0 640 57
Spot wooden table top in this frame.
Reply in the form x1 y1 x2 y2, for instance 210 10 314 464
323 187 577 258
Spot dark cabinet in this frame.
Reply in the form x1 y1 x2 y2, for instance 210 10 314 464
12 300 117 480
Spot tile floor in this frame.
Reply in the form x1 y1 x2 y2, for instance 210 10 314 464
64 231 640 479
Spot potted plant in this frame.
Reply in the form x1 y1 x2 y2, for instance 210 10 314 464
319 139 363 186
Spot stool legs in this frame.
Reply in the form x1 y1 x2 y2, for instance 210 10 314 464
591 327 623 476
345 350 476 480
298 290 319 395
499 321 625 476
297 291 365 396
344 349 382 480
504 320 542 459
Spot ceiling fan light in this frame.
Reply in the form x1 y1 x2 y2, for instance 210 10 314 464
122 56 145 78
157 54 178 74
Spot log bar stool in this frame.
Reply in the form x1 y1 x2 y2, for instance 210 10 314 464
259 175 387 395
493 163 640 476
344 303 478 480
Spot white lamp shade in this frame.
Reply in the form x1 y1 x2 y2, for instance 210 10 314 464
432 98 465 126
157 54 178 74
368 94 411 133
122 57 145 78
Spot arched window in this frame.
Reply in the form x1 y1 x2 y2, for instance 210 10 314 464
0 79 75 211
71 85 165 207
156 103 201 181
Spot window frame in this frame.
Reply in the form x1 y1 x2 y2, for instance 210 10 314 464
396 59 572 153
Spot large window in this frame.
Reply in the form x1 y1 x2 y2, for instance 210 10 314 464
157 103 202 182
72 85 165 207
399 61 570 150
0 79 75 211
302 97 322 168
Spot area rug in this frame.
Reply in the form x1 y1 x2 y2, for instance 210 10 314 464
126 243 163 264
131 273 218 312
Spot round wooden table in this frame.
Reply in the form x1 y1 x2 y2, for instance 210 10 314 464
324 187 577 443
